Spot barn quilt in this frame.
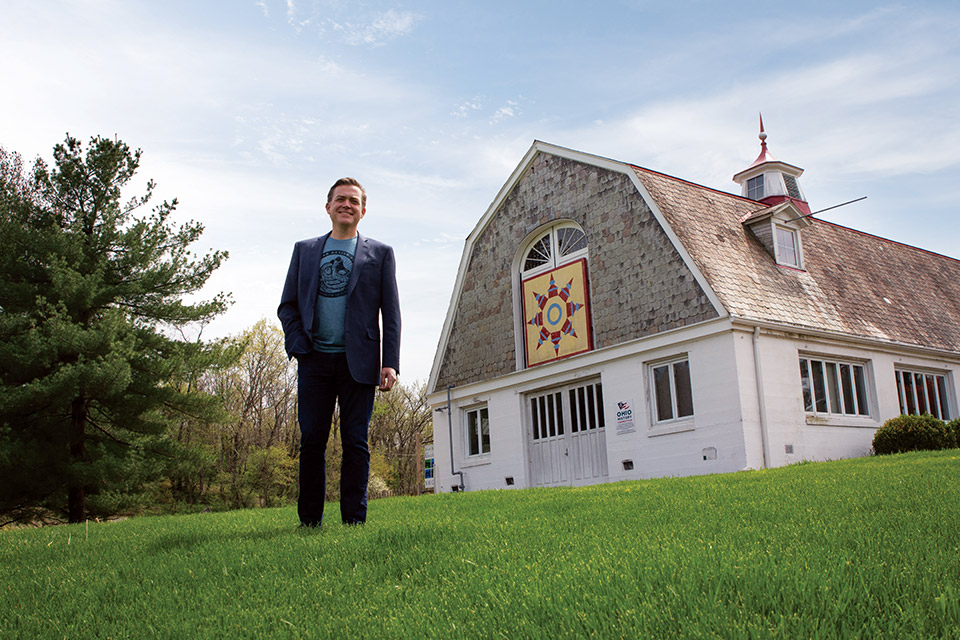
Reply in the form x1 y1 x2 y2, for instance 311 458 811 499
522 258 592 367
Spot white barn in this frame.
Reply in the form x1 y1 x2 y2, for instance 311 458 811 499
426 129 960 493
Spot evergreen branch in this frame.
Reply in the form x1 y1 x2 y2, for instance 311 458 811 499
86 417 176 460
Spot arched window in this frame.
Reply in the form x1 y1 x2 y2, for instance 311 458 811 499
521 223 587 276
517 221 592 368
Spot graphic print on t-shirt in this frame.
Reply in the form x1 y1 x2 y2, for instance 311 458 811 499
318 250 352 298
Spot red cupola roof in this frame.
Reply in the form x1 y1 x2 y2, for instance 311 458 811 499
732 114 810 215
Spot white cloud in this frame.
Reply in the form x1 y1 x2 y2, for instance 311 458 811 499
330 9 421 46
452 98 485 118
490 102 519 125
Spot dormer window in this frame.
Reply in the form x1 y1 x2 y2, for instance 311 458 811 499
775 225 801 268
747 175 764 200
742 201 811 270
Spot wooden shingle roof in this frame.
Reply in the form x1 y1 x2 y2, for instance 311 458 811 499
633 165 960 354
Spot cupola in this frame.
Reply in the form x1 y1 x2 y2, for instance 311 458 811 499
736 116 813 269
732 115 810 216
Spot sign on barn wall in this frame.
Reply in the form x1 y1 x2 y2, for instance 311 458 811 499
522 258 593 367
616 400 637 435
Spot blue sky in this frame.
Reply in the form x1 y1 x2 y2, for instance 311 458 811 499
3 1 959 383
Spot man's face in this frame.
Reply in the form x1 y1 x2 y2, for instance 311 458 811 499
325 185 366 230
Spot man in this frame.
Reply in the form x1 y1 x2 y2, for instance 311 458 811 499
278 177 400 527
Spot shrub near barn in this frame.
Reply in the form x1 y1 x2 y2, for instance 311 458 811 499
872 414 953 455
946 418 960 448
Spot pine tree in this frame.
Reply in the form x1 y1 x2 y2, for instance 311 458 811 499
0 136 230 524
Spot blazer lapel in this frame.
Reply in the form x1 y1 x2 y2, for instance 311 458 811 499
303 233 329 303
346 233 369 300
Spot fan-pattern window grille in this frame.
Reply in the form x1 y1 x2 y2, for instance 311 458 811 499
521 224 587 275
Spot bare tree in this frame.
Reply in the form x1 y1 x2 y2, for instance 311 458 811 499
369 379 433 495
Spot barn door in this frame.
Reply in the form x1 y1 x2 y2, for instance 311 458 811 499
528 381 608 487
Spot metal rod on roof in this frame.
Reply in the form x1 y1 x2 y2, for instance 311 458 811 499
785 196 867 222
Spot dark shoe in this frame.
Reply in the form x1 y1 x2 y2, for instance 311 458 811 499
299 521 321 529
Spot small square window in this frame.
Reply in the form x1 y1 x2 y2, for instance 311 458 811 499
650 357 695 424
747 175 764 200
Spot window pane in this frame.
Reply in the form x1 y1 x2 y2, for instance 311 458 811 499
654 365 673 421
903 373 917 414
674 360 694 418
577 387 588 431
896 371 906 415
776 227 799 267
747 175 764 200
825 363 841 413
596 384 605 428
568 389 579 433
854 366 869 416
480 408 490 454
925 375 941 419
915 373 928 414
538 396 548 438
523 234 552 271
556 227 587 258
937 377 950 420
586 385 597 430
532 398 541 440
840 364 855 415
547 394 556 437
811 361 828 413
468 411 479 456
555 392 564 435
800 359 813 412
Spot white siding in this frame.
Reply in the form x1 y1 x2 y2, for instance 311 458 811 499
431 325 960 494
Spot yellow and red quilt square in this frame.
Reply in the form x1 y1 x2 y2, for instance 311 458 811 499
522 258 592 367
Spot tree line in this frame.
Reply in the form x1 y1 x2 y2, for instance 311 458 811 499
0 135 431 526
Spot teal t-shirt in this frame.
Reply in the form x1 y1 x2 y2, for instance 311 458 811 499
313 236 358 353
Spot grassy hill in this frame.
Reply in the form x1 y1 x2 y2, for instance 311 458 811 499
2 451 959 639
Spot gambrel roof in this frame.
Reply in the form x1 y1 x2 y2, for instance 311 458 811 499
428 141 960 393
633 164 960 355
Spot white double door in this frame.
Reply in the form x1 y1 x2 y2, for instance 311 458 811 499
527 380 609 487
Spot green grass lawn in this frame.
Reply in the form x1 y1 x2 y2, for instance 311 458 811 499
3 451 959 639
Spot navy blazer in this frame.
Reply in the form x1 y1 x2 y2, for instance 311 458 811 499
278 232 401 386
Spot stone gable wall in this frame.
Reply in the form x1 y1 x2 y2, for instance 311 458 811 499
434 153 718 389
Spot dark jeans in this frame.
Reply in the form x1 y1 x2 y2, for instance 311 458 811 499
296 350 375 526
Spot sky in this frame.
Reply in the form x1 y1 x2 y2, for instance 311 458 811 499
3 1 959 385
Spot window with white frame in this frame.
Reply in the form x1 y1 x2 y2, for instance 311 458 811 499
650 357 694 423
896 368 951 420
464 406 490 456
775 225 801 268
521 222 588 276
799 357 870 416
747 175 764 200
